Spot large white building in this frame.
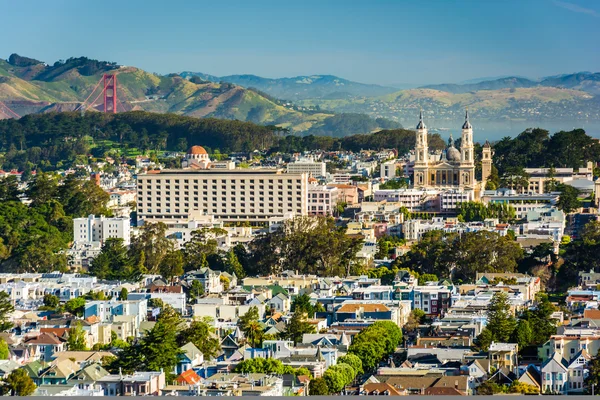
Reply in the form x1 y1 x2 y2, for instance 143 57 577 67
307 184 339 216
374 189 440 212
73 215 131 246
137 146 308 224
286 159 326 177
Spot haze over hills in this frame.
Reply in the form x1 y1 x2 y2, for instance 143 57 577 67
0 54 399 136
1 53 600 139
422 73 600 95
180 72 399 100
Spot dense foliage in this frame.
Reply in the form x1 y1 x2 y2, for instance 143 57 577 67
0 112 445 171
248 216 364 277
348 321 402 372
397 230 523 281
492 128 600 176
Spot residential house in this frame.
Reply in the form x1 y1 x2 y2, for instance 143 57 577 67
176 342 204 375
489 342 519 373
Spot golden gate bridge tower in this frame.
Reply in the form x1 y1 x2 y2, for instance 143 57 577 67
103 74 117 113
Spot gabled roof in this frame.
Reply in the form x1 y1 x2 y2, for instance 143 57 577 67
180 342 202 360
70 363 109 382
177 369 202 385
541 351 569 371
24 332 65 345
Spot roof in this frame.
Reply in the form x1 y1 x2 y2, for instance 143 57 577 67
337 303 390 313
24 332 64 345
188 145 208 155
180 342 202 360
425 387 465 395
362 382 403 395
584 309 600 319
177 369 202 385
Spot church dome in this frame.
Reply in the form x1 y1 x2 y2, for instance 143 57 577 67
188 145 208 155
447 146 461 162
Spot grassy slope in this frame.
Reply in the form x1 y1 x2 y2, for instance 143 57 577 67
300 87 593 112
0 60 334 131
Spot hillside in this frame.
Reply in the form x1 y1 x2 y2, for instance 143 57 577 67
422 73 600 95
180 72 398 100
297 86 599 124
0 54 398 136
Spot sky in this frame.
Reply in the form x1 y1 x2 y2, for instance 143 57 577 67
1 0 599 85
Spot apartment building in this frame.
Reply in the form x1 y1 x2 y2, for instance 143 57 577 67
307 185 339 216
287 159 326 177
137 147 308 223
374 189 439 212
73 215 131 246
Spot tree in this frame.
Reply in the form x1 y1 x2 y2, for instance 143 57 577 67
140 306 184 375
224 249 245 279
43 294 60 308
511 319 533 351
67 322 89 351
188 280 204 303
475 328 493 351
556 183 580 213
119 288 128 301
477 381 504 395
508 381 539 394
64 297 86 317
481 292 516 344
159 250 184 283
281 311 316 344
178 317 221 360
291 294 316 318
181 227 226 271
404 309 426 333
585 349 600 394
348 321 402 372
337 354 364 376
3 368 36 396
248 216 363 277
0 292 14 332
90 238 138 280
0 338 9 360
309 377 329 395
26 172 58 207
129 223 174 274
518 294 557 345
239 306 264 347
323 367 347 394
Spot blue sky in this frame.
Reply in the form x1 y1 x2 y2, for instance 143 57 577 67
1 0 599 85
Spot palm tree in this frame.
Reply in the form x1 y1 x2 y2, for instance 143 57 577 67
245 321 264 348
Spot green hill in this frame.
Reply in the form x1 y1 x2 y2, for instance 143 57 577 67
0 54 398 135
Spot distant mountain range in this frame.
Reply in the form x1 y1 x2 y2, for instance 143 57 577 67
423 73 600 95
0 54 398 136
179 72 398 100
1 53 599 137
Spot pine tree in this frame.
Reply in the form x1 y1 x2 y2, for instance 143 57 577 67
486 292 517 343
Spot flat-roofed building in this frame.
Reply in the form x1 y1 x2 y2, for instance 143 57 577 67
137 146 308 224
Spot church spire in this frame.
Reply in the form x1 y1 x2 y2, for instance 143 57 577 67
416 109 426 130
462 108 472 130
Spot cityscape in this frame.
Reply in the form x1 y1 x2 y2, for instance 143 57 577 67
0 0 599 397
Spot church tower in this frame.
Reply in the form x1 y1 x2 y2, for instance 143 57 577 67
413 110 429 188
459 109 475 188
481 140 493 189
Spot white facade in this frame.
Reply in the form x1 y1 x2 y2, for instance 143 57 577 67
440 190 474 212
73 215 131 246
308 185 339 216
380 160 397 179
287 160 326 177
374 189 440 212
137 169 308 223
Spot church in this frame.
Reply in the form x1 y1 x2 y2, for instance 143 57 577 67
412 110 492 193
